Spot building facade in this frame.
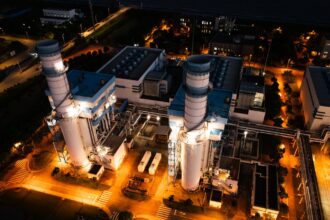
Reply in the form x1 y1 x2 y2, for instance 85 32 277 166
97 46 172 106
320 34 330 60
229 67 265 123
37 40 127 171
209 32 255 57
40 8 76 25
300 66 330 131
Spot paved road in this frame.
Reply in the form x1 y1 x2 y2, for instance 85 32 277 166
0 35 36 68
0 8 130 92
279 140 298 219
312 143 330 220
298 135 324 220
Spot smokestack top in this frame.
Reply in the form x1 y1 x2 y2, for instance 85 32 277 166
185 55 211 73
36 40 60 56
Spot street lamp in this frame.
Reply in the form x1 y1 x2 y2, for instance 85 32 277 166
147 114 151 120
156 116 160 121
286 58 291 70
263 38 272 74
243 131 248 150
244 131 248 139
248 54 252 67
62 33 65 44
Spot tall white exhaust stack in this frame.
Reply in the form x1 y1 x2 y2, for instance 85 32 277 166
180 55 210 191
36 40 89 167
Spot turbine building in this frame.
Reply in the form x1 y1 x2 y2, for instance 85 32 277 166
168 55 242 191
37 40 125 171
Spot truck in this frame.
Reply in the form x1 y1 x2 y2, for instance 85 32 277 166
148 153 162 175
138 151 152 173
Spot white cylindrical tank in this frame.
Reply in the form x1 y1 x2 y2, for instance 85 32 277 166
138 151 152 173
180 55 211 191
59 118 89 167
36 40 89 167
149 153 162 175
181 141 204 191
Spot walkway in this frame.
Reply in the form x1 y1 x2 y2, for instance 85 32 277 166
279 141 299 219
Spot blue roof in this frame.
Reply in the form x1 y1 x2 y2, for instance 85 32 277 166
67 70 115 99
168 85 232 118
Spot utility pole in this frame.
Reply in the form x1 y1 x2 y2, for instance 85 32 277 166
17 62 22 73
88 0 96 33
191 17 196 55
263 38 272 74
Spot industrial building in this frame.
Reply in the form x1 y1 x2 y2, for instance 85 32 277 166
168 54 243 191
37 39 271 202
320 34 330 60
40 8 77 25
37 40 127 172
300 66 330 131
251 164 279 219
97 46 172 107
212 156 240 195
209 32 255 57
229 67 265 123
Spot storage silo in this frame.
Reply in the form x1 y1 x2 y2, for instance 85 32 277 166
36 40 89 167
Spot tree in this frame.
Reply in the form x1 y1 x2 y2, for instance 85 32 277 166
92 51 98 56
278 175 285 184
184 198 193 206
44 32 54 39
278 166 288 176
284 83 292 95
279 191 288 199
260 134 282 161
271 76 277 83
265 80 282 119
280 203 289 214
254 212 261 220
103 46 110 53
273 117 283 127
118 211 133 220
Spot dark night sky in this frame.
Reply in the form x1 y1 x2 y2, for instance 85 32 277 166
119 0 330 26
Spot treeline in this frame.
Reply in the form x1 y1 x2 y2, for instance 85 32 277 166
0 75 50 153
67 46 117 72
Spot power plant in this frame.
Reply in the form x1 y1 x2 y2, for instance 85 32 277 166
37 40 242 194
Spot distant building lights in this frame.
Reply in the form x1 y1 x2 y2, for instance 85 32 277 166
14 142 22 148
